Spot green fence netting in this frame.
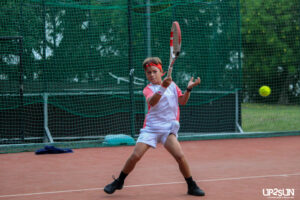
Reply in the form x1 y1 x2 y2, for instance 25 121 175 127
0 0 299 151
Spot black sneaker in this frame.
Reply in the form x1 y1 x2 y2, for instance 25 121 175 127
104 177 124 194
187 181 205 196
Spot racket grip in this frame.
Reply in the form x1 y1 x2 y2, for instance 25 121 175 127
167 67 173 78
167 57 176 78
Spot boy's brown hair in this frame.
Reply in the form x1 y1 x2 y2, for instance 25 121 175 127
142 57 162 69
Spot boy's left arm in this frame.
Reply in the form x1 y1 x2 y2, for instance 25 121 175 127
178 77 201 105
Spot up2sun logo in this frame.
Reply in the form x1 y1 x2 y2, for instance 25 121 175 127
262 188 295 199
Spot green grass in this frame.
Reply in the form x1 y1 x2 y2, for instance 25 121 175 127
242 103 300 132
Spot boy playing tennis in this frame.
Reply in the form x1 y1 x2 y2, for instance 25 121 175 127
104 57 205 196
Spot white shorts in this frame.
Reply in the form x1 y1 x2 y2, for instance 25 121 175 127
137 121 180 148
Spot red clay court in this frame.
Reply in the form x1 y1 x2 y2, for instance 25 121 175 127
0 136 299 200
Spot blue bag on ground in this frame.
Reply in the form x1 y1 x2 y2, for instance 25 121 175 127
35 145 73 155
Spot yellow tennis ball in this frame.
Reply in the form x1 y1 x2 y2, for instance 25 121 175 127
259 86 271 97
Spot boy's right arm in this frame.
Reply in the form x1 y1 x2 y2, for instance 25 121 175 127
147 93 163 107
147 77 172 107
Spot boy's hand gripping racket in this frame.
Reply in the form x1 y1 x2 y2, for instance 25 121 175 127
167 21 181 78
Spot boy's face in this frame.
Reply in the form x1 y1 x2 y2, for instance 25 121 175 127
145 65 162 84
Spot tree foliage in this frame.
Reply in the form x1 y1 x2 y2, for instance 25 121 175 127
241 0 300 104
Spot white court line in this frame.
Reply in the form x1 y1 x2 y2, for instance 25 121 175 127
1 173 299 198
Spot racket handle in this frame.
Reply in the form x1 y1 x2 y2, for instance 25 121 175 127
167 66 173 78
167 57 176 78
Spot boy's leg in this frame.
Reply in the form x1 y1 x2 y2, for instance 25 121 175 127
164 134 205 196
104 142 150 194
122 142 150 174
164 134 191 177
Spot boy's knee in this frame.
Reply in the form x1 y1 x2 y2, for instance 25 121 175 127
174 153 185 163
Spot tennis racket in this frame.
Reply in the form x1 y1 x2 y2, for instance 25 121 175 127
167 21 181 78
